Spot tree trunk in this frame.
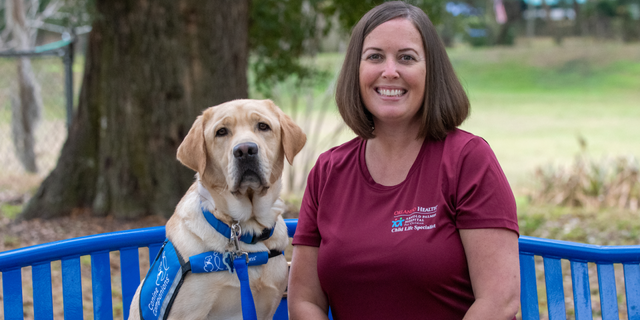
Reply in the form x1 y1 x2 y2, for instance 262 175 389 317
495 0 522 45
21 0 249 219
8 0 43 173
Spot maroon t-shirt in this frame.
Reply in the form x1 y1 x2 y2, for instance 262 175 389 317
293 129 519 319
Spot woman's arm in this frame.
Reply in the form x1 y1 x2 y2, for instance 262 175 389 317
460 228 520 320
288 245 330 320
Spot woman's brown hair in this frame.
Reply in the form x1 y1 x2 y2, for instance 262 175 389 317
335 1 469 140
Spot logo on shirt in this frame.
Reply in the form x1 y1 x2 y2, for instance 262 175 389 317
391 205 437 233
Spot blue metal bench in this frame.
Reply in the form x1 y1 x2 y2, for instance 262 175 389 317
1 219 639 319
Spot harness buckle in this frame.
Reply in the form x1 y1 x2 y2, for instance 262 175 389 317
236 251 250 264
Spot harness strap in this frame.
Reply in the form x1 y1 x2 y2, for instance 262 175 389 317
234 257 258 320
189 250 282 273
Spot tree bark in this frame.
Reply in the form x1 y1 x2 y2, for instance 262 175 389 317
21 0 249 219
8 0 43 173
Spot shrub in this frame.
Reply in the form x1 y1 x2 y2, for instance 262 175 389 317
530 142 639 211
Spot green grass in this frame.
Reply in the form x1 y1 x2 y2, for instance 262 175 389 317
450 40 640 195
0 55 84 124
451 54 640 94
1 203 23 219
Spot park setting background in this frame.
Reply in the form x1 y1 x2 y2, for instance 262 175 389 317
0 0 639 318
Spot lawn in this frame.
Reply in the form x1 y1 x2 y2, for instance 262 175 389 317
451 38 640 196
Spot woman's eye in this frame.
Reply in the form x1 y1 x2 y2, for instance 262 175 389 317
258 122 271 131
399 54 416 62
366 53 383 61
216 128 228 136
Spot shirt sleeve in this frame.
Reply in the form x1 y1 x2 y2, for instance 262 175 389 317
291 154 325 247
454 137 519 234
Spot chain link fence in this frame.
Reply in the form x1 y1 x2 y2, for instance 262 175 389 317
0 41 75 197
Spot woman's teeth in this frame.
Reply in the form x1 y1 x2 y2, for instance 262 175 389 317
377 88 405 97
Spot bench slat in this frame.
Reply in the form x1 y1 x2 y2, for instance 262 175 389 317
91 251 113 320
274 298 288 319
623 263 640 320
597 263 619 320
32 262 54 320
61 257 83 320
120 247 141 320
543 257 566 319
571 261 593 320
2 268 24 320
519 253 540 320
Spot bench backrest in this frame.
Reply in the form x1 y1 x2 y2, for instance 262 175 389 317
518 236 640 320
1 219 639 319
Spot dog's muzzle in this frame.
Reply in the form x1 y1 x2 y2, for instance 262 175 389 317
232 142 266 193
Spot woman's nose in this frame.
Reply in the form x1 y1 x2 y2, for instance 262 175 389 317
381 59 399 78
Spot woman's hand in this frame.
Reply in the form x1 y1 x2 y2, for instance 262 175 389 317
460 228 521 320
288 245 331 320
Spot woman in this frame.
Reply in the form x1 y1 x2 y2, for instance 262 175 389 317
288 2 520 319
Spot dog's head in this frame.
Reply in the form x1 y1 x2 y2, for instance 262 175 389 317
177 99 306 199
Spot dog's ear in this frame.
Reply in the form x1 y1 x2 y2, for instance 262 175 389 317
177 114 207 174
276 105 307 165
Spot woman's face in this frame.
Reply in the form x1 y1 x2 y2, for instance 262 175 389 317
359 18 426 128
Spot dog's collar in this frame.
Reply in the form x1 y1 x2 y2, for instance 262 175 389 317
201 206 275 245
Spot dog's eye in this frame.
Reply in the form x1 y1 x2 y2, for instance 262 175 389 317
216 128 228 137
258 122 271 131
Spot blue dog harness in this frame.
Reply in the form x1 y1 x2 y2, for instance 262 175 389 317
139 206 281 320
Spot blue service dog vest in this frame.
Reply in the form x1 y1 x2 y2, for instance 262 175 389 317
139 240 280 320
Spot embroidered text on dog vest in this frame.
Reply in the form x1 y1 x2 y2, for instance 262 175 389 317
140 241 186 320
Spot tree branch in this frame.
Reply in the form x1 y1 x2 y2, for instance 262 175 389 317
34 0 63 23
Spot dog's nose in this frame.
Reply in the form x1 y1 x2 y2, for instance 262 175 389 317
233 142 259 159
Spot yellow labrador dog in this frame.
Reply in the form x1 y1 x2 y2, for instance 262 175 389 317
128 99 306 320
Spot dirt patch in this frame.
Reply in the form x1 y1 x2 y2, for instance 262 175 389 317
0 212 168 252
